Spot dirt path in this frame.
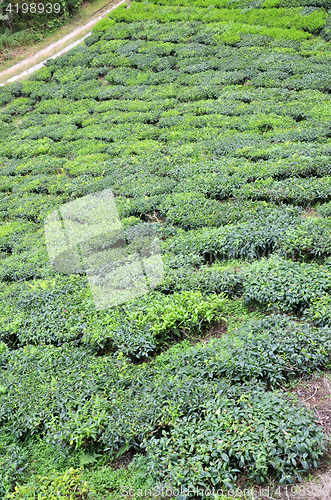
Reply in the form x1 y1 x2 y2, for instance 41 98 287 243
0 0 127 86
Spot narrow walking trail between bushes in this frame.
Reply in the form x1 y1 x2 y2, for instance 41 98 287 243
0 0 127 86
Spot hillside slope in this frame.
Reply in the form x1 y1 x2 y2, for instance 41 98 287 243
1 0 331 498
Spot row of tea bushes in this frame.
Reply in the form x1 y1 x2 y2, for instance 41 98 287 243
243 256 331 312
0 275 224 354
109 3 328 36
4 252 331 353
164 209 331 260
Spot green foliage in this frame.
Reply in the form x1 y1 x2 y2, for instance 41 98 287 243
226 314 331 384
0 0 90 39
0 29 43 54
0 313 330 494
305 293 331 325
159 192 226 229
0 0 103 62
125 290 225 337
164 206 306 261
280 216 331 259
157 258 245 297
93 18 116 32
109 323 156 360
6 467 88 499
144 387 325 490
0 433 28 498
161 314 331 388
0 277 96 347
0 314 329 453
0 278 225 352
2 0 331 495
109 3 327 37
238 176 331 206
243 256 331 312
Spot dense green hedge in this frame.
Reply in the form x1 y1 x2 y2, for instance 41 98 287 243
243 256 331 312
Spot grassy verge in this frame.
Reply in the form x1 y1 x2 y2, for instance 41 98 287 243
0 0 120 73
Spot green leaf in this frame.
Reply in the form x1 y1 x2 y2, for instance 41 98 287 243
116 443 130 458
79 453 98 465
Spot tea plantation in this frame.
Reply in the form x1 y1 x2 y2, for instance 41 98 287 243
2 0 331 498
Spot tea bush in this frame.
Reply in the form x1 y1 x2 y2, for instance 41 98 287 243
238 176 331 206
280 216 331 259
124 290 225 342
0 279 225 353
164 314 331 388
243 256 331 311
164 207 305 261
144 387 325 489
156 259 245 297
1 317 329 481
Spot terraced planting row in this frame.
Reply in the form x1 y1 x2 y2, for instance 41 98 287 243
2 0 331 498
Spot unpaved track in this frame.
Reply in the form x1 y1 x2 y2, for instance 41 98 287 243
0 0 127 86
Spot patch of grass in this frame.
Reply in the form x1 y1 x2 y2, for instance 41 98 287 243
221 296 266 334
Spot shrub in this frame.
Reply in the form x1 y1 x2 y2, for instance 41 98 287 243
93 18 116 32
0 276 124 348
159 192 227 229
0 438 28 498
1 98 34 118
6 467 89 499
215 210 299 260
125 290 225 339
238 176 331 206
225 314 331 384
1 313 329 485
280 216 331 259
144 385 326 490
0 246 50 283
112 325 156 360
168 314 331 388
316 199 331 217
156 259 244 297
165 207 301 261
